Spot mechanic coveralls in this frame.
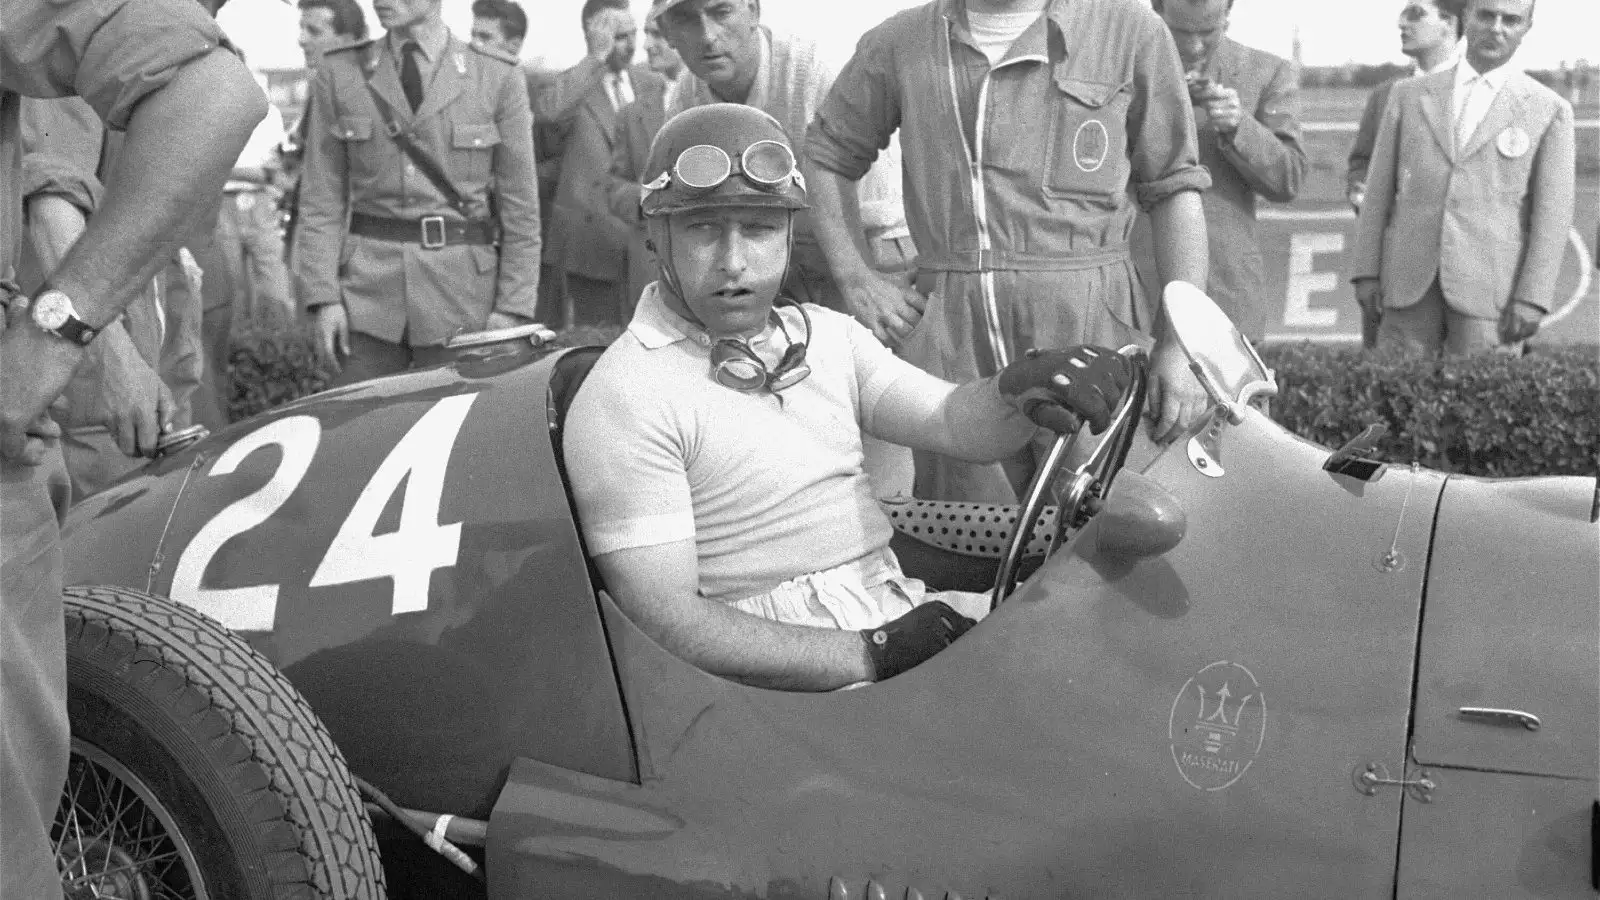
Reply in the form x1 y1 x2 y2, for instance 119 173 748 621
293 33 541 385
808 0 1209 504
2 4 233 895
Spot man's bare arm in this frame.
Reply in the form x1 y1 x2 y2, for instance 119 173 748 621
1142 189 1209 444
594 541 875 692
0 49 264 462
53 51 265 326
806 162 923 345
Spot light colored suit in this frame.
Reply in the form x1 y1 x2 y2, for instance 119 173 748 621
1132 37 1305 342
1351 65 1575 322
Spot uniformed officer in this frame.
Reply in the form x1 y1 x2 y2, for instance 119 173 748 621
1 1 265 894
293 0 541 385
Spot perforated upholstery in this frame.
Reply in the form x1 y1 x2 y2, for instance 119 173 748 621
879 497 1059 559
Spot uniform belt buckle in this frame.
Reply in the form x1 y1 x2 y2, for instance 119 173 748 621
420 215 448 249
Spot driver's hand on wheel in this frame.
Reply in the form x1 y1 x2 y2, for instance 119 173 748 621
860 600 977 682
997 345 1133 434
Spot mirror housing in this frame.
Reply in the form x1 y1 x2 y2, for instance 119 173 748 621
1163 282 1276 424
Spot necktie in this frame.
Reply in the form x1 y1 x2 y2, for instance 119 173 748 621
401 41 424 112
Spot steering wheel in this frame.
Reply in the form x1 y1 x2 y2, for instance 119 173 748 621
991 347 1149 608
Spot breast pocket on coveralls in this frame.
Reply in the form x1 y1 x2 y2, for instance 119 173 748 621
1042 75 1132 200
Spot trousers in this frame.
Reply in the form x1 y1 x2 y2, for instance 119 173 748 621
1 447 72 900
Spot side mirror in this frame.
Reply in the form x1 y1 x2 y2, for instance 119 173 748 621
1163 282 1276 424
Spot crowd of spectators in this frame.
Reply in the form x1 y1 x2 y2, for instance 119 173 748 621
11 0 1582 507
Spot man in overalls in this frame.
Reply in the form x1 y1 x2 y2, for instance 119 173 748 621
806 0 1212 504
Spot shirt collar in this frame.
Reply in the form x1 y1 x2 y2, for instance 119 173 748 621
1455 55 1513 92
388 23 448 63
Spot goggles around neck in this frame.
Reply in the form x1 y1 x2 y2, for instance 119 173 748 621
709 303 812 394
643 141 807 196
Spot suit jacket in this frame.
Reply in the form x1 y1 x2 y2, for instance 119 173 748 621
293 34 541 345
1351 66 1575 318
605 77 670 305
1346 77 1399 204
548 63 660 284
1191 38 1306 342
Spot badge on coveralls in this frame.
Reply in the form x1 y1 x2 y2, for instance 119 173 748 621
1496 126 1530 158
1073 119 1110 173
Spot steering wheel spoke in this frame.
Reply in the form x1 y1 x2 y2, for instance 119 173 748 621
991 347 1149 607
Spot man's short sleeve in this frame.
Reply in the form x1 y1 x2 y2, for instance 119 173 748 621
21 97 105 213
2 0 230 129
563 349 698 556
806 23 902 181
1126 18 1210 210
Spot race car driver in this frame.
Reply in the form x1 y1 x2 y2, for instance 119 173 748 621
563 104 1132 692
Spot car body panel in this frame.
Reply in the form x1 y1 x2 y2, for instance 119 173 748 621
489 407 1444 898
1395 768 1595 899
63 348 637 816
1410 476 1599 779
61 339 1600 897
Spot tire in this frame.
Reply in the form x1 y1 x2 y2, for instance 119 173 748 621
57 585 387 899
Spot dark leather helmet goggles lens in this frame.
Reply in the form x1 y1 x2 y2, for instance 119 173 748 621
670 141 802 192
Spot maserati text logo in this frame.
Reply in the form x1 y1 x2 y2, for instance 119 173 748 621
1168 660 1267 791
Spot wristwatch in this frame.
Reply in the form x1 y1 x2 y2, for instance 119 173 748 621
30 289 98 346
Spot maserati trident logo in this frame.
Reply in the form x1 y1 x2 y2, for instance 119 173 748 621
1169 661 1267 791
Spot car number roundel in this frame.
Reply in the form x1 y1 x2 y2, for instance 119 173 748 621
170 393 479 631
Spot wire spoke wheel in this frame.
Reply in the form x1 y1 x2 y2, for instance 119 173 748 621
62 586 385 899
53 739 208 900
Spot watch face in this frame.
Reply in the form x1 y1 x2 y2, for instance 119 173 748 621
32 292 71 331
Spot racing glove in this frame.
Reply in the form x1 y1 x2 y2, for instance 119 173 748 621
860 600 977 682
997 345 1133 434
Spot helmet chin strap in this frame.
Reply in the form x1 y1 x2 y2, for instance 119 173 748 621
649 210 800 336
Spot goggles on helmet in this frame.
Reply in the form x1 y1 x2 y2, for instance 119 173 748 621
643 140 807 198
708 304 812 394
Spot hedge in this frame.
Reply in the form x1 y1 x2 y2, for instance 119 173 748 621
228 323 1597 479
1261 342 1598 478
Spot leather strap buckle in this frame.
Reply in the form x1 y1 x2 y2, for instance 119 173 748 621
420 215 447 249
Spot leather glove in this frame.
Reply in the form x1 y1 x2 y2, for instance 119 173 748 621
997 345 1133 434
860 600 977 682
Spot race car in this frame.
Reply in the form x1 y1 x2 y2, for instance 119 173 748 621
57 285 1598 899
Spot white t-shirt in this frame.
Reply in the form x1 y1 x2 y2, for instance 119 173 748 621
564 284 928 604
965 9 1041 66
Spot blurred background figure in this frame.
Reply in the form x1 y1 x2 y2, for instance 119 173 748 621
1135 0 1306 346
1351 0 1575 357
543 0 658 327
644 16 684 97
1347 0 1464 215
283 0 370 266
470 0 528 60
1345 0 1463 347
217 69 295 324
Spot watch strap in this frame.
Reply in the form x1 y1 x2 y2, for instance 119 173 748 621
55 316 98 346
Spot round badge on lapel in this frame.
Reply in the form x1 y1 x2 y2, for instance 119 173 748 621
1496 126 1530 159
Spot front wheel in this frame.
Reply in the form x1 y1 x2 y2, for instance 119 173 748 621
57 585 386 899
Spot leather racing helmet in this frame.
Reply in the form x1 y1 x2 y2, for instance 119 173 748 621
640 103 808 218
